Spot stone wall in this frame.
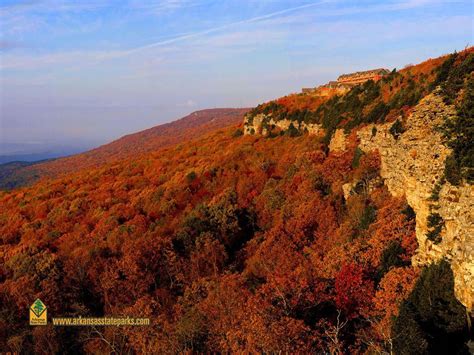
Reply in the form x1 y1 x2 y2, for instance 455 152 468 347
338 68 389 85
301 68 389 96
357 90 474 311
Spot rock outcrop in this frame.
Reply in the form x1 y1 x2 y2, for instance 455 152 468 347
358 90 474 311
243 114 322 136
329 129 347 152
242 89 473 311
302 68 389 95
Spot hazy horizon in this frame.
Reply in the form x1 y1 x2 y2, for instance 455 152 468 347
1 0 473 157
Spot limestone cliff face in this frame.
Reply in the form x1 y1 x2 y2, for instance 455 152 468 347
243 114 322 136
329 129 347 152
242 90 473 310
358 91 474 311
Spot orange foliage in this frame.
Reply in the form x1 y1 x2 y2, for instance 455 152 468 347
0 123 421 353
5 47 470 353
3 108 249 187
275 92 328 112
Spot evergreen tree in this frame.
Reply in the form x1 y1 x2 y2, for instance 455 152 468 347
392 260 469 355
442 76 474 183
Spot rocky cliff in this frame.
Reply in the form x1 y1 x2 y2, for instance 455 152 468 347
357 90 474 311
244 89 474 311
243 114 322 136
242 82 473 311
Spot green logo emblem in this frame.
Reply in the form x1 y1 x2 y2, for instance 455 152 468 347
31 299 46 317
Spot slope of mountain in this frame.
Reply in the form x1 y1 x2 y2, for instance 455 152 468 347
243 52 450 139
0 160 53 190
0 143 91 164
0 50 472 353
243 48 474 313
0 108 249 189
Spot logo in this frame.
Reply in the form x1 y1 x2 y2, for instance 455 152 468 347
30 299 47 326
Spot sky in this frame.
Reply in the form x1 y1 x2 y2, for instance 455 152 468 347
0 0 473 155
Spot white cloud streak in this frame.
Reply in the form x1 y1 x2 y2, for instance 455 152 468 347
0 0 468 71
96 0 449 58
0 0 331 69
120 0 332 56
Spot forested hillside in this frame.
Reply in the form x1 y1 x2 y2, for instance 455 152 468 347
245 48 474 153
0 49 472 353
0 108 248 189
0 131 469 353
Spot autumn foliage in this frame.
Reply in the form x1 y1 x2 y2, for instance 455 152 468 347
0 108 249 189
1 49 472 353
0 123 422 353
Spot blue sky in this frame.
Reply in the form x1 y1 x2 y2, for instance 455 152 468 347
0 0 473 153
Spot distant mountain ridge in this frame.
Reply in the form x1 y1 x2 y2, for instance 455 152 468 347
0 108 249 189
62 108 249 169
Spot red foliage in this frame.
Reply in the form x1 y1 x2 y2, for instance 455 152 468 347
334 263 374 319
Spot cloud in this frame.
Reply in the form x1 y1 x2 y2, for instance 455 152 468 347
0 0 200 21
0 49 125 70
1 0 469 73
0 0 108 14
0 1 108 37
128 0 203 15
119 1 331 56
106 0 452 57
177 99 197 107
0 40 20 51
0 0 331 70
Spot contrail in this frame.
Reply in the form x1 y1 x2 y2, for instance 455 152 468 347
120 1 330 57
